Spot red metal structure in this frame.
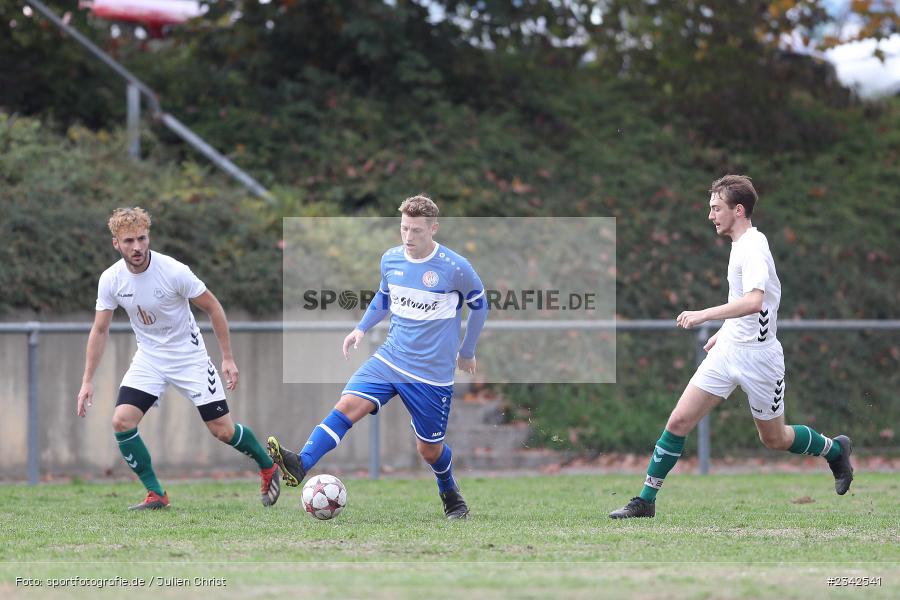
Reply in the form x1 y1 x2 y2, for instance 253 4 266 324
79 0 205 38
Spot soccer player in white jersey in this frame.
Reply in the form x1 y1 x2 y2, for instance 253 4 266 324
609 175 854 519
76 207 281 510
267 195 488 519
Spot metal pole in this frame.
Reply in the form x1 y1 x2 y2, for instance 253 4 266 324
26 323 40 485
160 114 272 201
127 83 141 159
367 329 382 480
696 326 711 475
369 413 380 480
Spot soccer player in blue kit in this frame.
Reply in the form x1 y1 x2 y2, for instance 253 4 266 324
268 195 488 519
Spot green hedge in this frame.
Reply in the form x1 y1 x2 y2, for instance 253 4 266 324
0 115 281 315
505 329 899 455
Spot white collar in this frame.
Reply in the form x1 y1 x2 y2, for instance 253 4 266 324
404 242 440 263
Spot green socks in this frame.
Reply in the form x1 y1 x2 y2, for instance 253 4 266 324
639 430 685 503
115 423 273 495
789 425 842 461
229 424 274 469
115 428 164 495
633 426 840 505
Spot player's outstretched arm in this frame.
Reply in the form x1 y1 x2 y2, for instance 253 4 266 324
191 290 239 390
703 330 720 352
342 328 365 358
676 289 764 329
344 288 390 358
77 309 113 417
457 289 488 374
457 356 477 375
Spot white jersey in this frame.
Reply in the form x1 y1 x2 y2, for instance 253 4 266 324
718 227 781 345
96 251 208 358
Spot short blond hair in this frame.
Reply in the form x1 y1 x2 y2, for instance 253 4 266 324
108 207 151 237
398 195 439 221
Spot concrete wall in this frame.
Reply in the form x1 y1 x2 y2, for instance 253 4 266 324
0 322 436 480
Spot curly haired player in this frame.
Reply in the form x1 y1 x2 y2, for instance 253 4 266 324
77 207 280 510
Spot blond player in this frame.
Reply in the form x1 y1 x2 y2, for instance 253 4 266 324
77 207 280 510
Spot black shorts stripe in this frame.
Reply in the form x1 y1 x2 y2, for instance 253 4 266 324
197 400 230 422
115 386 158 414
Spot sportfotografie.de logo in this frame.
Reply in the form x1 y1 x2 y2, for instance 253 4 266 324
302 289 596 311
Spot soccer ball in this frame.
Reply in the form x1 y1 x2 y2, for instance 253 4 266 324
301 474 347 520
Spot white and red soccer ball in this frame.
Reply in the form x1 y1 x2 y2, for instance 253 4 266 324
301 474 347 520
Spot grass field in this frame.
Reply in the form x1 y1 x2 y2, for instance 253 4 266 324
1 473 897 599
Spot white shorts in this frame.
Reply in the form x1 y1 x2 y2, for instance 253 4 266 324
121 349 227 407
689 339 785 420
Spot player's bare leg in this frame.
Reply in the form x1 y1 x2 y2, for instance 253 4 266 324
610 385 721 519
664 384 724 437
205 412 236 443
112 403 144 434
753 415 794 451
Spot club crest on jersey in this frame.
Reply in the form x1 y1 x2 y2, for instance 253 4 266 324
154 288 165 299
422 271 439 288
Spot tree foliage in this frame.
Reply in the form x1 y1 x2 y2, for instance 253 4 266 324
0 0 124 127
587 0 882 146
4 0 895 149
0 113 281 316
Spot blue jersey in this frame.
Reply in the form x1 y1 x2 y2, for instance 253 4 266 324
359 243 486 386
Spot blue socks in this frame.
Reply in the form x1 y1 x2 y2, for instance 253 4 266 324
431 444 457 493
296 409 458 496
299 409 353 471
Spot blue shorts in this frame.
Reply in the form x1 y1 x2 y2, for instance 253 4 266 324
343 357 453 443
